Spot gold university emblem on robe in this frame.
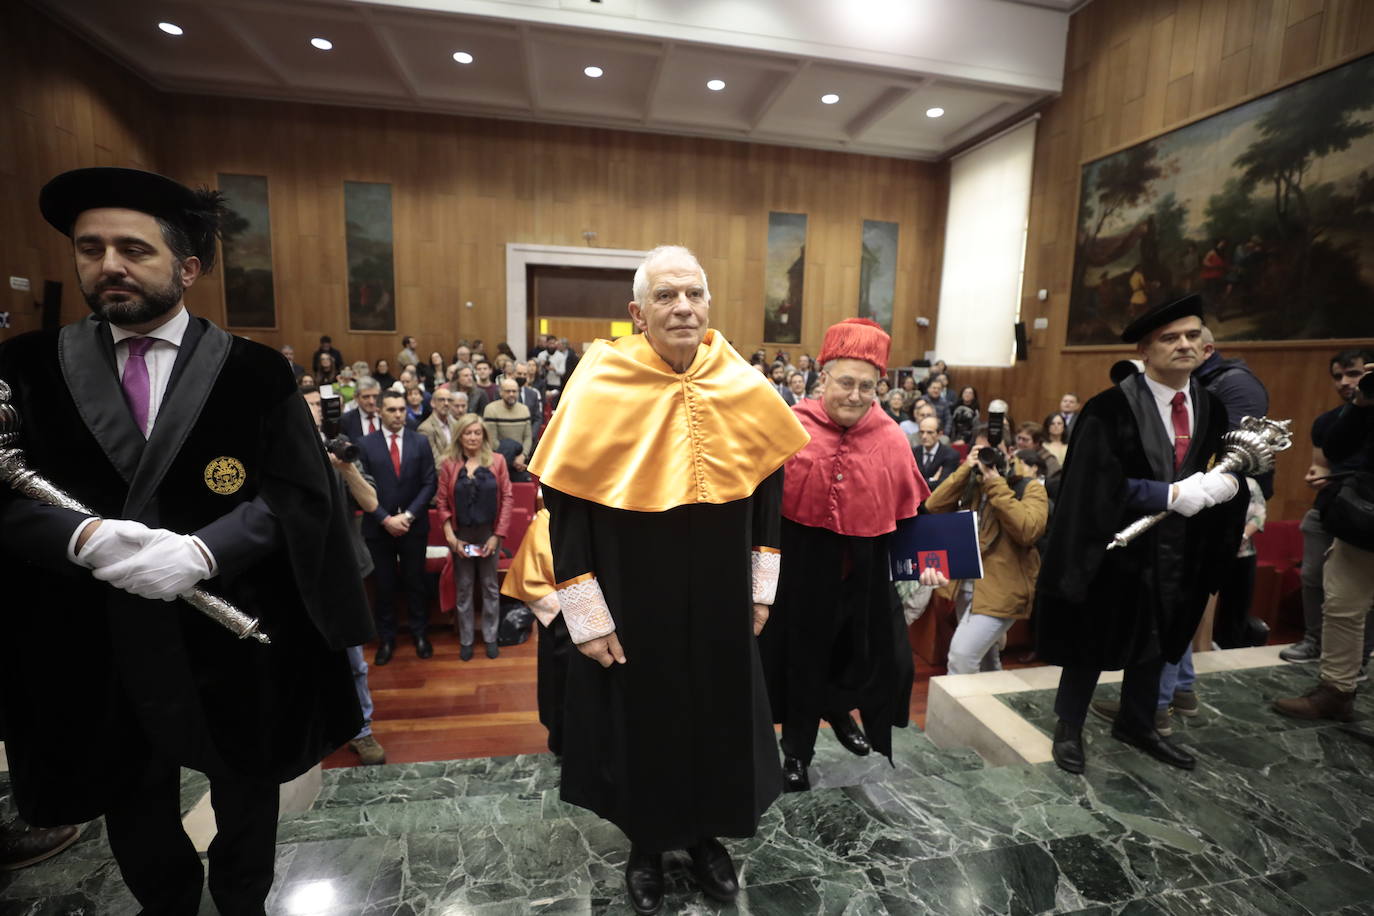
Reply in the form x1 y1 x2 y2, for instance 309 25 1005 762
204 456 246 495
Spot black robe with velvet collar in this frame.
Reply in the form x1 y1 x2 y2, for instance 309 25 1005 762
1034 373 1246 671
0 315 374 826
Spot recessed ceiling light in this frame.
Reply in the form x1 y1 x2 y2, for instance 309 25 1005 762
926 107 945 118
821 93 840 105
157 22 183 36
310 37 333 51
452 51 474 64
584 66 604 78
706 79 725 91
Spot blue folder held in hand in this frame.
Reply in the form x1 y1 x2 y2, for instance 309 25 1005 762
889 511 983 581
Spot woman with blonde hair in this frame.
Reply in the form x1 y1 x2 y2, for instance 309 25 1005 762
436 413 514 660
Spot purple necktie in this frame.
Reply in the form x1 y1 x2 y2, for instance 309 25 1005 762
122 337 153 436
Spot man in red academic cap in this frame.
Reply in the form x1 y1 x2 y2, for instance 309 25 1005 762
760 318 929 792
0 168 373 913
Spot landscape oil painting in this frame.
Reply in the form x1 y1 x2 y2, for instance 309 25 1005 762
1068 53 1374 344
345 181 396 332
765 211 807 344
217 173 275 328
859 220 899 332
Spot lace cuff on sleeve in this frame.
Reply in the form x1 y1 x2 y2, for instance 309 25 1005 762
751 547 781 605
527 592 561 627
555 573 615 644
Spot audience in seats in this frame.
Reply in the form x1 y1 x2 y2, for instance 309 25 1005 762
312 334 344 375
397 335 419 372
1041 412 1069 466
372 357 395 390
438 413 515 661
453 365 489 415
417 386 458 468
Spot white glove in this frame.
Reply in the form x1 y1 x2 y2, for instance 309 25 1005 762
73 518 159 569
1168 472 1214 518
90 530 214 601
1199 468 1240 504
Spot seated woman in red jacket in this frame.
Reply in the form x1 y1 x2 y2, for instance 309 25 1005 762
436 413 514 660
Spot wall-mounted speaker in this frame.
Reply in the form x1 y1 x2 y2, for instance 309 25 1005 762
1014 321 1028 361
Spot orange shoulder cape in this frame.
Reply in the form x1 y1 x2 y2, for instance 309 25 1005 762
528 330 809 512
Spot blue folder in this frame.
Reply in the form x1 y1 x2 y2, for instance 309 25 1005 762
889 511 984 581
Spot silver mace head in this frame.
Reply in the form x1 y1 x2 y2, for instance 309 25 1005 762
1218 416 1294 475
0 379 18 449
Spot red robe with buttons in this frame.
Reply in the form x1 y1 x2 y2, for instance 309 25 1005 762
763 398 929 764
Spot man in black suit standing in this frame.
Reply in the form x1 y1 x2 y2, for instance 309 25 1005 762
341 377 383 442
914 416 960 488
360 391 437 664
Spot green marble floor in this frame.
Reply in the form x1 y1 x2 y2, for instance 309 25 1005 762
3 662 1374 914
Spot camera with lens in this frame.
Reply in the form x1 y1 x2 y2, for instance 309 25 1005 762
976 446 1008 475
1360 369 1374 398
318 385 358 462
985 398 1008 448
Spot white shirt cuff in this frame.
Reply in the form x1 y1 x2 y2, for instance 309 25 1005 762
67 517 102 564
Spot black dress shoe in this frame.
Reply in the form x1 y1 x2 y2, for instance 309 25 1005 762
827 712 871 756
782 755 810 792
625 846 664 915
459 643 474 661
1052 719 1085 774
415 634 433 659
486 643 499 659
687 837 740 903
1111 726 1195 770
374 640 395 667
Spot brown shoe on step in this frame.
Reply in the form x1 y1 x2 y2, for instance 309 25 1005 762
1272 682 1356 721
348 734 387 765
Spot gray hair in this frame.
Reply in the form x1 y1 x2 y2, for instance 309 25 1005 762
632 245 710 305
355 376 380 393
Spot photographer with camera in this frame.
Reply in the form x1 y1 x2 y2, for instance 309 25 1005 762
301 386 387 765
1274 362 1374 720
924 423 1049 674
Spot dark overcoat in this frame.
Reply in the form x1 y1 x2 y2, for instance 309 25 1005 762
1035 374 1246 670
0 315 374 825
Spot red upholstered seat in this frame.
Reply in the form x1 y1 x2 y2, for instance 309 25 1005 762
951 441 969 461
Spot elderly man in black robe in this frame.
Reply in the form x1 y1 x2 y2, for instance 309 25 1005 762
0 168 373 913
530 245 808 915
1036 294 1245 775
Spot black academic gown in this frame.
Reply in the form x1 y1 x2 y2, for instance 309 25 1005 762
1034 374 1245 671
762 521 912 765
0 315 374 826
543 471 784 852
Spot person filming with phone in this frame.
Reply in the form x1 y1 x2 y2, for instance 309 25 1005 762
436 413 514 660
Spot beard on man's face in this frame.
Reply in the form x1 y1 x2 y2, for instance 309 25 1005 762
82 268 183 326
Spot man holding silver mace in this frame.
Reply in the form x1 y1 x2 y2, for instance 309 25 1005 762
1034 294 1248 776
0 168 374 914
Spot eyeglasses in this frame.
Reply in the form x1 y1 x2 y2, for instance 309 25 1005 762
828 376 878 394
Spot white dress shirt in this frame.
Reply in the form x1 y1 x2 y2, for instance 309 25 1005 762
1141 372 1194 444
110 306 190 439
360 411 382 437
385 428 405 464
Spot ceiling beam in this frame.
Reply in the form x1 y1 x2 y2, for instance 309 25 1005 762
844 81 925 142
747 59 808 133
203 5 292 86
362 8 422 102
641 40 673 124
517 23 542 113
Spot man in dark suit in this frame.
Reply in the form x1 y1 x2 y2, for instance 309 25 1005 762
1058 392 1080 433
341 377 383 442
913 416 960 488
0 167 372 914
360 391 437 664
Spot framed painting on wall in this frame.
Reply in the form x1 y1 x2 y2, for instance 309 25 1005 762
859 220 899 332
217 173 276 329
344 180 396 332
1066 53 1374 345
765 211 806 344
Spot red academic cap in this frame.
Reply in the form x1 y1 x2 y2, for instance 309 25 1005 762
818 318 890 374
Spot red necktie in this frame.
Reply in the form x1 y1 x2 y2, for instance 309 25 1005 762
1170 391 1190 471
368 416 376 435
389 433 402 477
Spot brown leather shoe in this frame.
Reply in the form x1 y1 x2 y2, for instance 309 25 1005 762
0 824 80 870
348 734 387 766
1273 681 1356 721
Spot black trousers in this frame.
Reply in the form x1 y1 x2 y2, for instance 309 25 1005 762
366 529 429 641
1054 657 1165 736
103 754 278 916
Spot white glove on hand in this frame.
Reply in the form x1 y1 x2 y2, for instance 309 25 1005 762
1168 472 1215 518
74 518 159 569
91 530 213 601
1199 468 1240 504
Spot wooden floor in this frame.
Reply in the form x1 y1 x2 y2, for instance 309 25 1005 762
327 617 1305 770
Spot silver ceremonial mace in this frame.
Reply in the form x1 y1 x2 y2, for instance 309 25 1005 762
1106 415 1294 551
0 377 271 644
